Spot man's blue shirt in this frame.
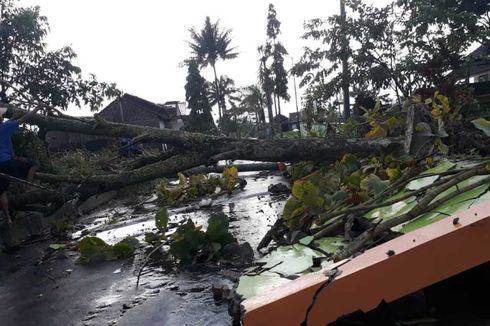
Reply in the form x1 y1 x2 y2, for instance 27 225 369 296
0 120 19 163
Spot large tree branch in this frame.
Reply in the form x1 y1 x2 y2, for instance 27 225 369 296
37 153 208 199
5 104 225 150
5 104 404 162
334 167 490 260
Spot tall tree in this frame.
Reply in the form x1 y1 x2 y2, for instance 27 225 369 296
258 4 290 138
188 16 238 121
258 44 275 138
266 4 290 132
206 75 237 114
293 0 490 110
184 60 217 134
0 0 119 111
240 84 266 130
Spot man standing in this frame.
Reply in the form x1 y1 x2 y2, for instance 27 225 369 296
0 104 42 224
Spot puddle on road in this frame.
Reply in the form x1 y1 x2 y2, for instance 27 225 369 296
72 171 288 326
75 171 287 247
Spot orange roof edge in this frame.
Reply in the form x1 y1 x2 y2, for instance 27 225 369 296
242 201 490 326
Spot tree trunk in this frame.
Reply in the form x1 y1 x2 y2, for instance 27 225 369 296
340 0 351 121
211 64 223 120
3 104 405 208
277 95 283 138
265 90 274 139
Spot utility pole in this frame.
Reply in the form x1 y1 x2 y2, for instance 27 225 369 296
340 0 350 121
291 57 301 138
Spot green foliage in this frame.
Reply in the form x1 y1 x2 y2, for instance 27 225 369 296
240 84 266 125
288 162 317 181
158 167 242 206
161 212 237 264
221 166 240 193
12 127 49 169
205 213 235 245
50 149 118 177
78 236 139 264
360 174 388 194
283 153 419 230
266 4 289 102
169 220 206 263
49 243 66 250
78 237 114 264
293 0 489 110
184 60 217 133
472 118 490 136
112 236 140 259
206 75 238 115
155 207 169 233
188 16 238 70
144 232 160 245
188 16 238 119
0 0 119 110
237 237 345 299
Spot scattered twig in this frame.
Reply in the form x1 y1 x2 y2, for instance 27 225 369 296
0 172 57 192
334 168 490 261
136 242 167 288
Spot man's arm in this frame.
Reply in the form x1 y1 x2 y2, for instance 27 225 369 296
16 106 43 124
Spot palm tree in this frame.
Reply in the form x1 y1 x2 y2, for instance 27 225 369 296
240 85 266 135
206 75 237 115
188 16 238 120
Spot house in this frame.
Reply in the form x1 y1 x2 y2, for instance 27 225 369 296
46 94 186 152
273 114 291 132
462 44 490 83
288 112 301 130
457 44 490 117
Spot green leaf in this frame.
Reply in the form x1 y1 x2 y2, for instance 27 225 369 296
340 153 361 173
236 272 292 299
258 245 316 275
422 160 456 175
49 244 66 250
432 175 488 202
169 220 206 263
283 197 305 221
178 172 188 187
237 237 345 299
308 172 339 193
78 237 115 264
331 190 349 202
112 236 139 259
366 125 388 139
406 175 439 191
144 232 158 244
155 207 169 232
298 236 314 246
314 237 345 254
406 161 456 191
360 174 389 194
472 118 490 136
364 195 417 222
401 184 490 233
206 213 235 245
292 180 324 208
415 122 432 133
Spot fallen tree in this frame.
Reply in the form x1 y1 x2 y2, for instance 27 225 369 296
3 104 405 203
7 100 486 264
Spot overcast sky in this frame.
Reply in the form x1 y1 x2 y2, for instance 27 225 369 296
17 0 387 117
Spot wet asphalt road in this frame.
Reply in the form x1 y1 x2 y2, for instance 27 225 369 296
0 171 288 326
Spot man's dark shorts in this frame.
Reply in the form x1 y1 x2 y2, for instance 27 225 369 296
0 158 38 193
